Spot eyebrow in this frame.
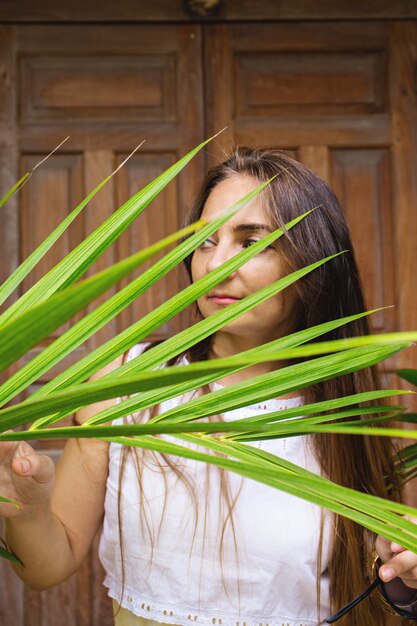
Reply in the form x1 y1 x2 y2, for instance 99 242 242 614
233 223 274 234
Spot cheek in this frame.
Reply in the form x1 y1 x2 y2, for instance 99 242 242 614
190 253 199 283
279 285 302 325
245 257 284 289
263 283 300 318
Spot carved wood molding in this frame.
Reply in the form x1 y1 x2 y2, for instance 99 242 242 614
185 0 222 18
0 0 416 22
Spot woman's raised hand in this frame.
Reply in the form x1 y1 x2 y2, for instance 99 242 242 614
376 516 417 590
0 439 55 519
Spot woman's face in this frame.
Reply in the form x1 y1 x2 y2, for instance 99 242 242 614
190 174 300 346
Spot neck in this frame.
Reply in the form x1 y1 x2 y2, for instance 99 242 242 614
210 331 295 391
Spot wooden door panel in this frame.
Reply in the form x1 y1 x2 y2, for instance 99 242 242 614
331 148 395 332
114 151 182 339
14 25 205 161
232 115 391 148
234 50 387 116
205 22 392 149
205 21 417 390
389 22 417 370
20 54 177 122
19 153 85 299
0 23 204 626
4 22 204 365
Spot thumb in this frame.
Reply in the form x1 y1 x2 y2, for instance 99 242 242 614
11 452 55 483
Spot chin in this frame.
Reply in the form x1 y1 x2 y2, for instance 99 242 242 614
217 323 252 337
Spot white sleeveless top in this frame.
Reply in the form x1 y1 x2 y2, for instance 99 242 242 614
99 345 332 626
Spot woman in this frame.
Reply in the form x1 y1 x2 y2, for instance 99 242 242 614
1 147 417 626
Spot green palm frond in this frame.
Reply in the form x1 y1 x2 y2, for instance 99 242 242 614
0 542 22 566
0 137 127 308
394 368 417 485
0 221 204 373
0 176 272 408
397 369 417 387
0 139 417 566
0 136 211 327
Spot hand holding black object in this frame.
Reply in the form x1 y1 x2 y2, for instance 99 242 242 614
326 559 417 622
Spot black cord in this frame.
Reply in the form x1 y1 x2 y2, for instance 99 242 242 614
325 576 382 623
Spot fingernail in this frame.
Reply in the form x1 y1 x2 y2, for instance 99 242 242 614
19 459 30 473
380 567 395 582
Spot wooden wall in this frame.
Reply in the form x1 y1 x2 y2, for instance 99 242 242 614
0 8 416 625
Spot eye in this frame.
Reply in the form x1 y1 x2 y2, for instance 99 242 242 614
197 237 216 250
242 237 260 248
242 237 275 252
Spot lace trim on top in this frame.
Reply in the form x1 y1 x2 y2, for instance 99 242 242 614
108 577 321 626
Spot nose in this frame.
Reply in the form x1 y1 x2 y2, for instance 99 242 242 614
205 242 238 278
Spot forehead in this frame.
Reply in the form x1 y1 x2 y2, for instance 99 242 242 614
201 174 271 225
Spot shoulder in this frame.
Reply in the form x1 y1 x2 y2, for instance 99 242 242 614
124 342 152 363
75 354 125 426
74 343 154 425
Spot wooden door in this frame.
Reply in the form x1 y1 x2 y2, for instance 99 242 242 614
0 23 204 626
1 17 417 626
204 21 417 391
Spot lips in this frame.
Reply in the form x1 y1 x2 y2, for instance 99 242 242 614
208 293 242 305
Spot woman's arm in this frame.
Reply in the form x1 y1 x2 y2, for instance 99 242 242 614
3 356 124 590
375 515 417 618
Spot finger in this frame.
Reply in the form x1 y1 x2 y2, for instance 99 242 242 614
0 440 36 465
375 534 393 563
11 453 54 484
11 455 32 476
15 441 38 460
10 442 43 477
379 550 417 583
391 543 406 554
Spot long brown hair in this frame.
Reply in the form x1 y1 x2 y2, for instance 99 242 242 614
118 147 401 625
